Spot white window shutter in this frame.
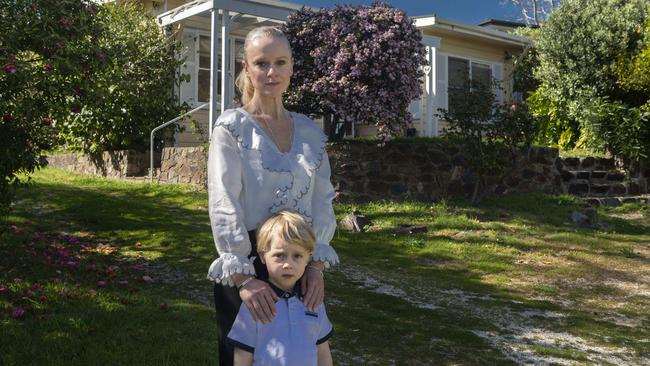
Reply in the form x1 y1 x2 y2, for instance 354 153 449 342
435 54 448 114
491 63 504 104
179 32 196 106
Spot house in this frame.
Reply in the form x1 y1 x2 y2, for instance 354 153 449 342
113 0 530 144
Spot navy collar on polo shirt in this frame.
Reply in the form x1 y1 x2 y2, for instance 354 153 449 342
266 280 302 300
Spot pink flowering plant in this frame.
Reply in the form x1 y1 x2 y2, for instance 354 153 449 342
0 1 184 213
0 0 104 213
282 2 427 141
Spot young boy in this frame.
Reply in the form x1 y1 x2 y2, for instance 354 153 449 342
226 210 334 366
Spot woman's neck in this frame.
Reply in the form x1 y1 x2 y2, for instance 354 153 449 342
246 95 286 119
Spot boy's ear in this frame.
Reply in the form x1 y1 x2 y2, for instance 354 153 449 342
259 253 266 264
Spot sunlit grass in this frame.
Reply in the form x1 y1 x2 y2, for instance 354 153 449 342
1 168 648 365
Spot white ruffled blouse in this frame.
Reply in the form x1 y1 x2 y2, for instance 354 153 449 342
206 108 339 286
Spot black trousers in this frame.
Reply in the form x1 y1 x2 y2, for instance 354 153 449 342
213 231 268 366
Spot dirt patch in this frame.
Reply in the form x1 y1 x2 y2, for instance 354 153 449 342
335 263 648 365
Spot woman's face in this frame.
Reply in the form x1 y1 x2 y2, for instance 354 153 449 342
244 35 293 100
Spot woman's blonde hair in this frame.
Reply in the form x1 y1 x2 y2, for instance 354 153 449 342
235 26 292 106
256 210 315 254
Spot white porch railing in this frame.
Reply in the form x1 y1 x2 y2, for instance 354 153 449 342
149 103 209 183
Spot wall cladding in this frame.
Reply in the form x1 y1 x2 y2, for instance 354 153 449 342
46 144 649 202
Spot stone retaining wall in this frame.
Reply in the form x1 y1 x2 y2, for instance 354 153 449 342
46 150 152 178
48 144 607 202
156 147 207 185
328 143 564 202
556 156 649 196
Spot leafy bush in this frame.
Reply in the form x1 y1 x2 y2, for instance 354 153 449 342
1 0 104 213
57 1 185 153
526 85 579 149
533 0 649 162
580 97 649 163
0 0 184 213
282 2 427 141
438 80 539 203
492 102 539 158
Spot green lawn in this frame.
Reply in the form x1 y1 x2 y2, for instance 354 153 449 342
1 168 648 365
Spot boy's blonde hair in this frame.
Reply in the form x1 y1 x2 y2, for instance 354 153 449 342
256 210 315 253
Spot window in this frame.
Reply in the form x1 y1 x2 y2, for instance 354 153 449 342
179 30 244 106
447 56 496 114
197 35 220 103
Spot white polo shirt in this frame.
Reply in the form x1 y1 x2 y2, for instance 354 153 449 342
227 283 334 366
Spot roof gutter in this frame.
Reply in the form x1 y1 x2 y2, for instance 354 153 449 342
415 15 530 47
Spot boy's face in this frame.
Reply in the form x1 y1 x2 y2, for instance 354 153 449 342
261 239 311 292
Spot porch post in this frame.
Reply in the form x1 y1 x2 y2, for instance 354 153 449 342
427 45 437 136
422 36 441 137
208 1 220 139
221 10 230 112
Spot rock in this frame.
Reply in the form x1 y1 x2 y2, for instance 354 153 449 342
571 207 598 228
338 211 371 232
396 225 428 235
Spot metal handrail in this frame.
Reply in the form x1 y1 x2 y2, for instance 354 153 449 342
149 103 209 183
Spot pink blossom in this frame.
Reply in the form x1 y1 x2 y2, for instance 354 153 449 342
2 113 13 123
42 116 52 126
44 63 53 71
11 308 26 319
3 63 17 74
0 287 7 293
96 280 107 287
510 104 518 112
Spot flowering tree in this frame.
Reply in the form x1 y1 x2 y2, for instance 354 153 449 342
1 0 104 212
0 0 183 212
282 2 427 141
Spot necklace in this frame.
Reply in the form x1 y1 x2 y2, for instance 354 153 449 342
259 112 293 153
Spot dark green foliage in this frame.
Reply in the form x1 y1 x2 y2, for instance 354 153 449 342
438 80 539 203
57 1 185 153
1 0 104 213
0 0 184 213
532 0 649 162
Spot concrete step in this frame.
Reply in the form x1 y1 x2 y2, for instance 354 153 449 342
583 195 650 207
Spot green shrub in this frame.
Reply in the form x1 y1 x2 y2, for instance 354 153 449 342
57 1 185 153
1 0 104 214
438 80 539 203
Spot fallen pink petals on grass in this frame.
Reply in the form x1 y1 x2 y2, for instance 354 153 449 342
96 280 107 287
141 275 153 283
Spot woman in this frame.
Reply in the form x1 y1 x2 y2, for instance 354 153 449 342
206 26 339 366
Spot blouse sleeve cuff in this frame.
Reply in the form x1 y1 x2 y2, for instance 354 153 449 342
207 253 256 287
312 242 340 269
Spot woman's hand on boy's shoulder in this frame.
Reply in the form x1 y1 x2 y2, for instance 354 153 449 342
239 278 279 324
301 263 325 312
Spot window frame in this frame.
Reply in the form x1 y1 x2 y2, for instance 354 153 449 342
444 54 503 112
180 28 245 107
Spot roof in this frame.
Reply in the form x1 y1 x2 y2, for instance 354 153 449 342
157 0 305 27
414 15 530 47
478 19 539 29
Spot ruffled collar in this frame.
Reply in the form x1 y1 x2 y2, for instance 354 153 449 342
214 108 327 174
